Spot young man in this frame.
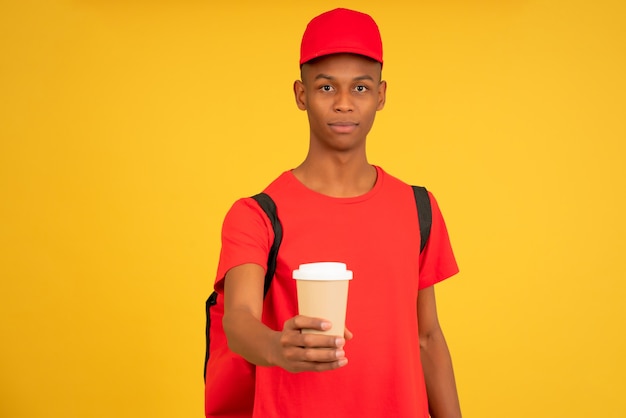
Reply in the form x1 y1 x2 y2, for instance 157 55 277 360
215 8 461 418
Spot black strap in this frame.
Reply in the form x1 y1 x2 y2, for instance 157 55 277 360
412 186 432 253
204 292 217 380
251 193 283 297
204 193 282 380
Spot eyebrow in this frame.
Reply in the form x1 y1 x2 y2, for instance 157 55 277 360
314 74 376 82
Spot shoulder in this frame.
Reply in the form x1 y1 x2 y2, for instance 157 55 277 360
375 166 422 204
224 171 291 222
222 196 275 241
225 197 265 221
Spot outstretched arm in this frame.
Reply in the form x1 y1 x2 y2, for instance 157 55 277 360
222 263 349 372
418 285 462 418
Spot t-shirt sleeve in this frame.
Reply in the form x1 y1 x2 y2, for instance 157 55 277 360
214 197 274 293
418 192 459 289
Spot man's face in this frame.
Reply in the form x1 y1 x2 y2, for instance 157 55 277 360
294 53 386 153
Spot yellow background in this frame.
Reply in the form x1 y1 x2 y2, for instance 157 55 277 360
1 1 625 417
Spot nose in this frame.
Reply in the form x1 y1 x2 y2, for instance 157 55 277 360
334 90 353 112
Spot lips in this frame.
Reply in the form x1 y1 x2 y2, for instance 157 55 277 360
328 121 359 134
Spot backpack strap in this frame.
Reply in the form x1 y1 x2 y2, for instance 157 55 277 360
412 186 432 253
204 193 281 381
250 192 283 297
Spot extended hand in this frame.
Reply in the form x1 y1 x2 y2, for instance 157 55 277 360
271 315 350 373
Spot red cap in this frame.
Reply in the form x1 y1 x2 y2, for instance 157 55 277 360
299 8 383 66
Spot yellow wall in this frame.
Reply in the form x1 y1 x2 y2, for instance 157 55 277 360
1 1 624 417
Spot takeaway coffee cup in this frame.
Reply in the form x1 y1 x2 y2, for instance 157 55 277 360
292 262 353 336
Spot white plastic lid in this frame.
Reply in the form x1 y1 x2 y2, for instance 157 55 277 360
292 262 353 281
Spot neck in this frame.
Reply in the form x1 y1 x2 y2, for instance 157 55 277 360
293 154 377 198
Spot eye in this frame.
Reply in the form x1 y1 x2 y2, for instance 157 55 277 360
320 85 334 92
355 85 368 92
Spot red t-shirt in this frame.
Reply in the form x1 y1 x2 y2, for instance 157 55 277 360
215 166 459 418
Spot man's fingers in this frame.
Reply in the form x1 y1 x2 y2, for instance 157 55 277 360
300 333 345 348
284 357 349 373
299 357 348 372
281 329 345 349
277 315 350 373
283 346 341 362
287 315 332 332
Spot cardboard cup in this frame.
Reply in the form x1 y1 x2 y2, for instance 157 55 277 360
292 262 353 336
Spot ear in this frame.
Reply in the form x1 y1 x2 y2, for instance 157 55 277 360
377 80 387 111
293 80 307 111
